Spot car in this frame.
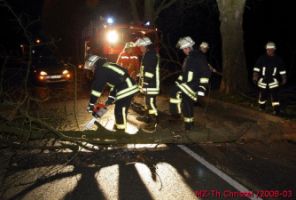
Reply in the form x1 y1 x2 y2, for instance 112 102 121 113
31 56 72 84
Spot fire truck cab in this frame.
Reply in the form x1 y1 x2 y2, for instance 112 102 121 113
83 22 159 80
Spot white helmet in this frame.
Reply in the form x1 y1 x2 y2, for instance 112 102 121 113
84 55 103 72
176 36 195 49
200 42 209 49
135 37 152 47
266 41 276 49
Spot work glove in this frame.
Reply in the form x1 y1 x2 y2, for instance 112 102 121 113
105 96 115 106
87 103 95 113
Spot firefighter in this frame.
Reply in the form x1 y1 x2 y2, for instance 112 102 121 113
85 55 139 132
169 36 211 130
134 37 160 130
253 41 287 115
116 42 140 80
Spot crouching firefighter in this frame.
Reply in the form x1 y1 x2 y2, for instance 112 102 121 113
134 37 160 131
253 42 287 115
169 36 211 131
85 55 139 132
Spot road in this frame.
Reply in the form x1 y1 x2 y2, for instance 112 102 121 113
1 143 295 200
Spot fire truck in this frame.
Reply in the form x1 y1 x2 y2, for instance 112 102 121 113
82 19 159 79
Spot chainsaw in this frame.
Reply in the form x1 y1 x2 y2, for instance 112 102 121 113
84 103 108 130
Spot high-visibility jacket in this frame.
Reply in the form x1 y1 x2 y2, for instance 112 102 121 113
253 54 286 89
139 49 160 95
89 62 139 104
116 52 140 80
176 49 211 101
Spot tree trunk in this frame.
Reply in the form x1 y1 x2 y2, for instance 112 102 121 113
217 0 248 94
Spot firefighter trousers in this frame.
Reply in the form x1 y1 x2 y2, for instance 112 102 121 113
258 87 280 111
114 95 133 130
169 85 195 129
145 95 158 117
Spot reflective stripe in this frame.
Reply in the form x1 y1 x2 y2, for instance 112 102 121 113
199 85 207 91
149 98 158 116
116 124 126 130
176 82 197 101
117 85 138 96
176 92 182 114
107 82 115 88
123 107 127 127
269 84 279 89
272 102 280 106
279 71 286 75
103 63 125 75
126 78 133 87
178 75 183 81
116 87 139 100
131 56 138 59
170 98 181 104
258 100 267 105
144 72 154 78
188 71 194 82
200 78 209 84
197 91 205 96
181 83 196 96
262 67 266 76
272 67 277 76
156 55 160 91
253 67 260 72
184 117 194 123
91 90 101 97
120 56 129 59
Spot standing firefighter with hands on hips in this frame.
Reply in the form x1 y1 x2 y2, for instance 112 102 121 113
135 37 160 131
169 36 211 131
253 41 287 115
85 55 139 133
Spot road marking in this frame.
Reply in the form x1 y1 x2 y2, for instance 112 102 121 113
178 145 263 200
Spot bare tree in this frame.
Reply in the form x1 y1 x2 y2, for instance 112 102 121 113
129 0 177 23
217 0 248 94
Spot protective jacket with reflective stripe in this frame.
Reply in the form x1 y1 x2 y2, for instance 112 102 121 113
253 54 286 89
90 62 139 104
139 49 160 95
176 49 211 101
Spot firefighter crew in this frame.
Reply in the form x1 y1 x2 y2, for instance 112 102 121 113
85 55 139 132
134 37 160 129
169 36 211 130
253 41 287 115
116 42 140 80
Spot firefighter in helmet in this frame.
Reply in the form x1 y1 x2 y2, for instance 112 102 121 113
253 41 287 115
134 37 160 131
169 36 211 130
85 55 139 132
116 42 140 80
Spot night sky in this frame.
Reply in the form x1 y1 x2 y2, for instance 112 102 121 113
1 0 296 84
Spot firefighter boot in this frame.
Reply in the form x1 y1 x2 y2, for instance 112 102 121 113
259 104 266 111
136 114 152 123
272 106 280 116
113 125 126 135
141 115 158 133
185 122 194 131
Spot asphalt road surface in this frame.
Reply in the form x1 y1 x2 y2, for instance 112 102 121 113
1 143 295 200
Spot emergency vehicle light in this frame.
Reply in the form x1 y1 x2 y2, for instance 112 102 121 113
106 30 119 44
107 17 114 24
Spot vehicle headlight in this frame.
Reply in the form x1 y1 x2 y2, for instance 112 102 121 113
40 71 47 76
62 69 69 75
106 30 119 44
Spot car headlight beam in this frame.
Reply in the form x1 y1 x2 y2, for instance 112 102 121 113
106 30 119 44
40 71 47 76
62 69 69 75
